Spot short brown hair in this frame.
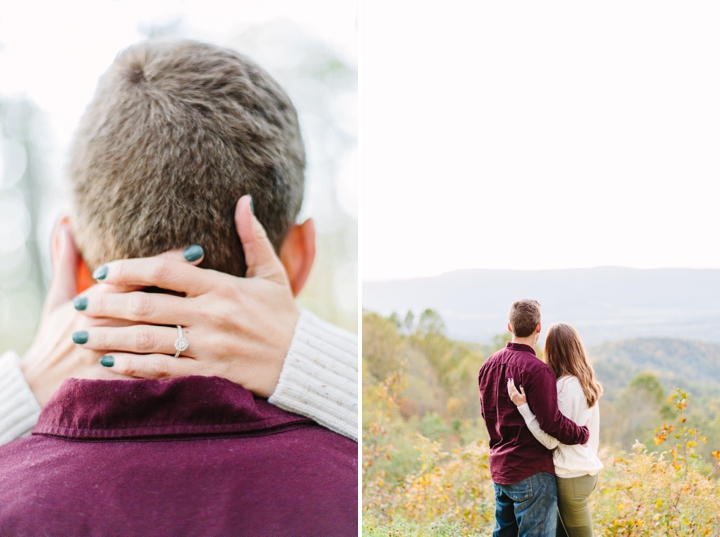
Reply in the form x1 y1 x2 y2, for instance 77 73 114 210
508 299 541 338
69 39 305 276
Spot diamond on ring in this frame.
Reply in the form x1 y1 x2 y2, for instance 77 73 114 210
174 325 188 358
175 337 189 352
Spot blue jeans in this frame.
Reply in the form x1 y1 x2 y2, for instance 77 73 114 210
493 472 558 537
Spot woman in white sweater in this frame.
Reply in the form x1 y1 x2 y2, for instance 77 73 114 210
507 323 603 537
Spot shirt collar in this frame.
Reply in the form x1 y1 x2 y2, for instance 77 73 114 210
33 376 311 440
506 341 537 355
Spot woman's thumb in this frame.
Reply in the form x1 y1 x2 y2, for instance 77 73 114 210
234 195 288 285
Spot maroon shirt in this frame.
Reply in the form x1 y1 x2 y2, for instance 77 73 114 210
0 376 357 536
478 342 589 485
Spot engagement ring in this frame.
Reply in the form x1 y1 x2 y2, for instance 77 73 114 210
174 325 189 358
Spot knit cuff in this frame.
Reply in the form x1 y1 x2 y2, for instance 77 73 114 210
0 351 42 446
269 310 358 442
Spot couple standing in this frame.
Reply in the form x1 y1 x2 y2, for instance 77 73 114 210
478 299 603 536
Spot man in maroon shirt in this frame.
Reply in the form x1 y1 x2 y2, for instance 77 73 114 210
0 377 357 536
478 299 589 536
0 40 357 536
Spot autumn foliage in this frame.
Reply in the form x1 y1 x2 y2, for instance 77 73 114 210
363 312 720 536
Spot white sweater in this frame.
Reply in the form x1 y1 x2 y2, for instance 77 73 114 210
0 309 358 444
517 375 603 478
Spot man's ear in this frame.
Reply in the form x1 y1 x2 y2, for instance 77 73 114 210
76 258 94 294
507 322 514 334
52 218 91 294
279 218 316 297
47 217 89 306
535 322 542 334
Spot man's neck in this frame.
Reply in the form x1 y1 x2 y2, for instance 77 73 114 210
511 336 537 348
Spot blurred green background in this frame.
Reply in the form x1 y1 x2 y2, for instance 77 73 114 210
0 1 357 356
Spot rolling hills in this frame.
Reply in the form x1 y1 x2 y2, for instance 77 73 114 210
589 337 720 401
363 267 720 346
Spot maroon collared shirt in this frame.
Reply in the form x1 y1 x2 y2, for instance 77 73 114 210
478 342 589 485
0 376 357 536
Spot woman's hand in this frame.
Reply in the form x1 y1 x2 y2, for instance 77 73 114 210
507 378 527 407
20 220 135 406
72 195 299 398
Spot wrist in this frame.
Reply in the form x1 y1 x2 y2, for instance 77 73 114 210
242 307 300 399
19 342 67 408
19 349 40 402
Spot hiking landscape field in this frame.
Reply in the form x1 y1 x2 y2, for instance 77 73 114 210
362 294 720 535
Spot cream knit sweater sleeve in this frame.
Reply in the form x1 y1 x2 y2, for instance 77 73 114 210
517 402 560 450
0 351 41 446
0 309 358 446
269 309 358 442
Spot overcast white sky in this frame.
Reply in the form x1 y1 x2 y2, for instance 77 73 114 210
0 0 356 151
0 0 357 233
362 2 720 281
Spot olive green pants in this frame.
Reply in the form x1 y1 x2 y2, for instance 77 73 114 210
556 473 598 537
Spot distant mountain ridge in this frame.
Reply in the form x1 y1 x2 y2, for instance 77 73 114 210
363 267 720 346
589 338 720 401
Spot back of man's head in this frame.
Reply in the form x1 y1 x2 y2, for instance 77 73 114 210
508 299 541 338
69 39 305 277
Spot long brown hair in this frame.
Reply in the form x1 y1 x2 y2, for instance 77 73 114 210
544 323 603 407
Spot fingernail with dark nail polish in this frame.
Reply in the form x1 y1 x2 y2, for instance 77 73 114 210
72 331 89 344
183 244 204 262
249 196 255 215
73 297 88 311
100 355 114 367
93 265 108 280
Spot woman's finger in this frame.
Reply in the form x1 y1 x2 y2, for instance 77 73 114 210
89 256 215 296
75 291 196 325
235 195 288 285
82 317 138 329
97 352 198 379
156 245 205 266
72 325 195 357
75 247 206 299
